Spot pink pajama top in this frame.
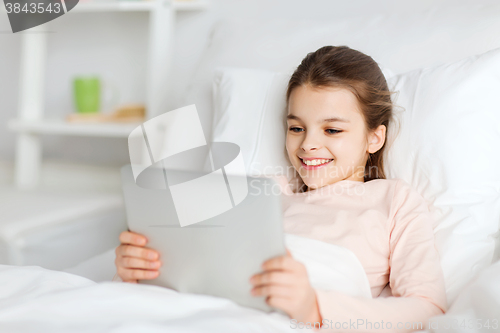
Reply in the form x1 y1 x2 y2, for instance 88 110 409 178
277 177 447 332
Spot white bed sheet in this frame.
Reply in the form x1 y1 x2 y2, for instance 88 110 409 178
1 234 372 333
5 239 499 333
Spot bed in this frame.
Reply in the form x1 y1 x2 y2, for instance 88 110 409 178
2 1 500 332
0 186 126 271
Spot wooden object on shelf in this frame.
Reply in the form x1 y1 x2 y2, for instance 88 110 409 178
66 104 146 123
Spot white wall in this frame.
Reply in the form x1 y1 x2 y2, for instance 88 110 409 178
0 0 494 174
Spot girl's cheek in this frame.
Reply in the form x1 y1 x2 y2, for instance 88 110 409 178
285 140 296 156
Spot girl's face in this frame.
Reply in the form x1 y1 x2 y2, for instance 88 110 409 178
286 85 386 190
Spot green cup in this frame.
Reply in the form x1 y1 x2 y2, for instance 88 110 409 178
74 77 101 113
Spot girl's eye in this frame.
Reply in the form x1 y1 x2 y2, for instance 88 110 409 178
326 129 342 134
289 127 304 133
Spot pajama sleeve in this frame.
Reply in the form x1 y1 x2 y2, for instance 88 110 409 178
313 180 448 333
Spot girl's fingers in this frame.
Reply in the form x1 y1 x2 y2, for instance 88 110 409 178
116 244 159 261
265 295 291 312
119 256 161 270
119 231 148 246
261 255 297 272
115 232 161 283
250 271 295 287
117 267 159 281
251 285 291 298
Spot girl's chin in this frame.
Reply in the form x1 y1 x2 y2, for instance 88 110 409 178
298 169 331 181
301 178 332 189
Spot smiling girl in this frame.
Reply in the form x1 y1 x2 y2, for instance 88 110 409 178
114 46 447 332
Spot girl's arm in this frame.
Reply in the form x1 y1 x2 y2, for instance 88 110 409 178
314 180 447 332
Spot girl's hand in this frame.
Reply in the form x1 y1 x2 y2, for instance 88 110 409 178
115 231 161 283
249 249 322 324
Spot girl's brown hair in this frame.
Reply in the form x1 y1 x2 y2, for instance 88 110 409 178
286 45 395 183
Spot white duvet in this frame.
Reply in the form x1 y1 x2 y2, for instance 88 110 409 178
0 235 372 333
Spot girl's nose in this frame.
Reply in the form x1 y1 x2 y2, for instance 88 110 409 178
300 135 321 152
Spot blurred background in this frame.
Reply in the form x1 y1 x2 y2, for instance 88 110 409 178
1 0 499 279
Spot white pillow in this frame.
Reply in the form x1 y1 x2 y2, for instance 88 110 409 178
385 47 500 305
211 67 290 176
210 48 500 306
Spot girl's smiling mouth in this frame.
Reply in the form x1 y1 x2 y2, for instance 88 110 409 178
299 157 333 170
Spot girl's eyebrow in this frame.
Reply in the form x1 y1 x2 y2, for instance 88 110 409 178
287 114 350 123
322 117 350 123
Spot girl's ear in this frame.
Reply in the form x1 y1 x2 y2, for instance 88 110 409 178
367 125 386 154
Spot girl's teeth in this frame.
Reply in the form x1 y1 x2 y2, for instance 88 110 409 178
302 159 332 166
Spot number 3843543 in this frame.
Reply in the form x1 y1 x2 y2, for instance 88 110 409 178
5 2 62 14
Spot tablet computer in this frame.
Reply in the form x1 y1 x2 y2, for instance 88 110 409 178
120 164 286 312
